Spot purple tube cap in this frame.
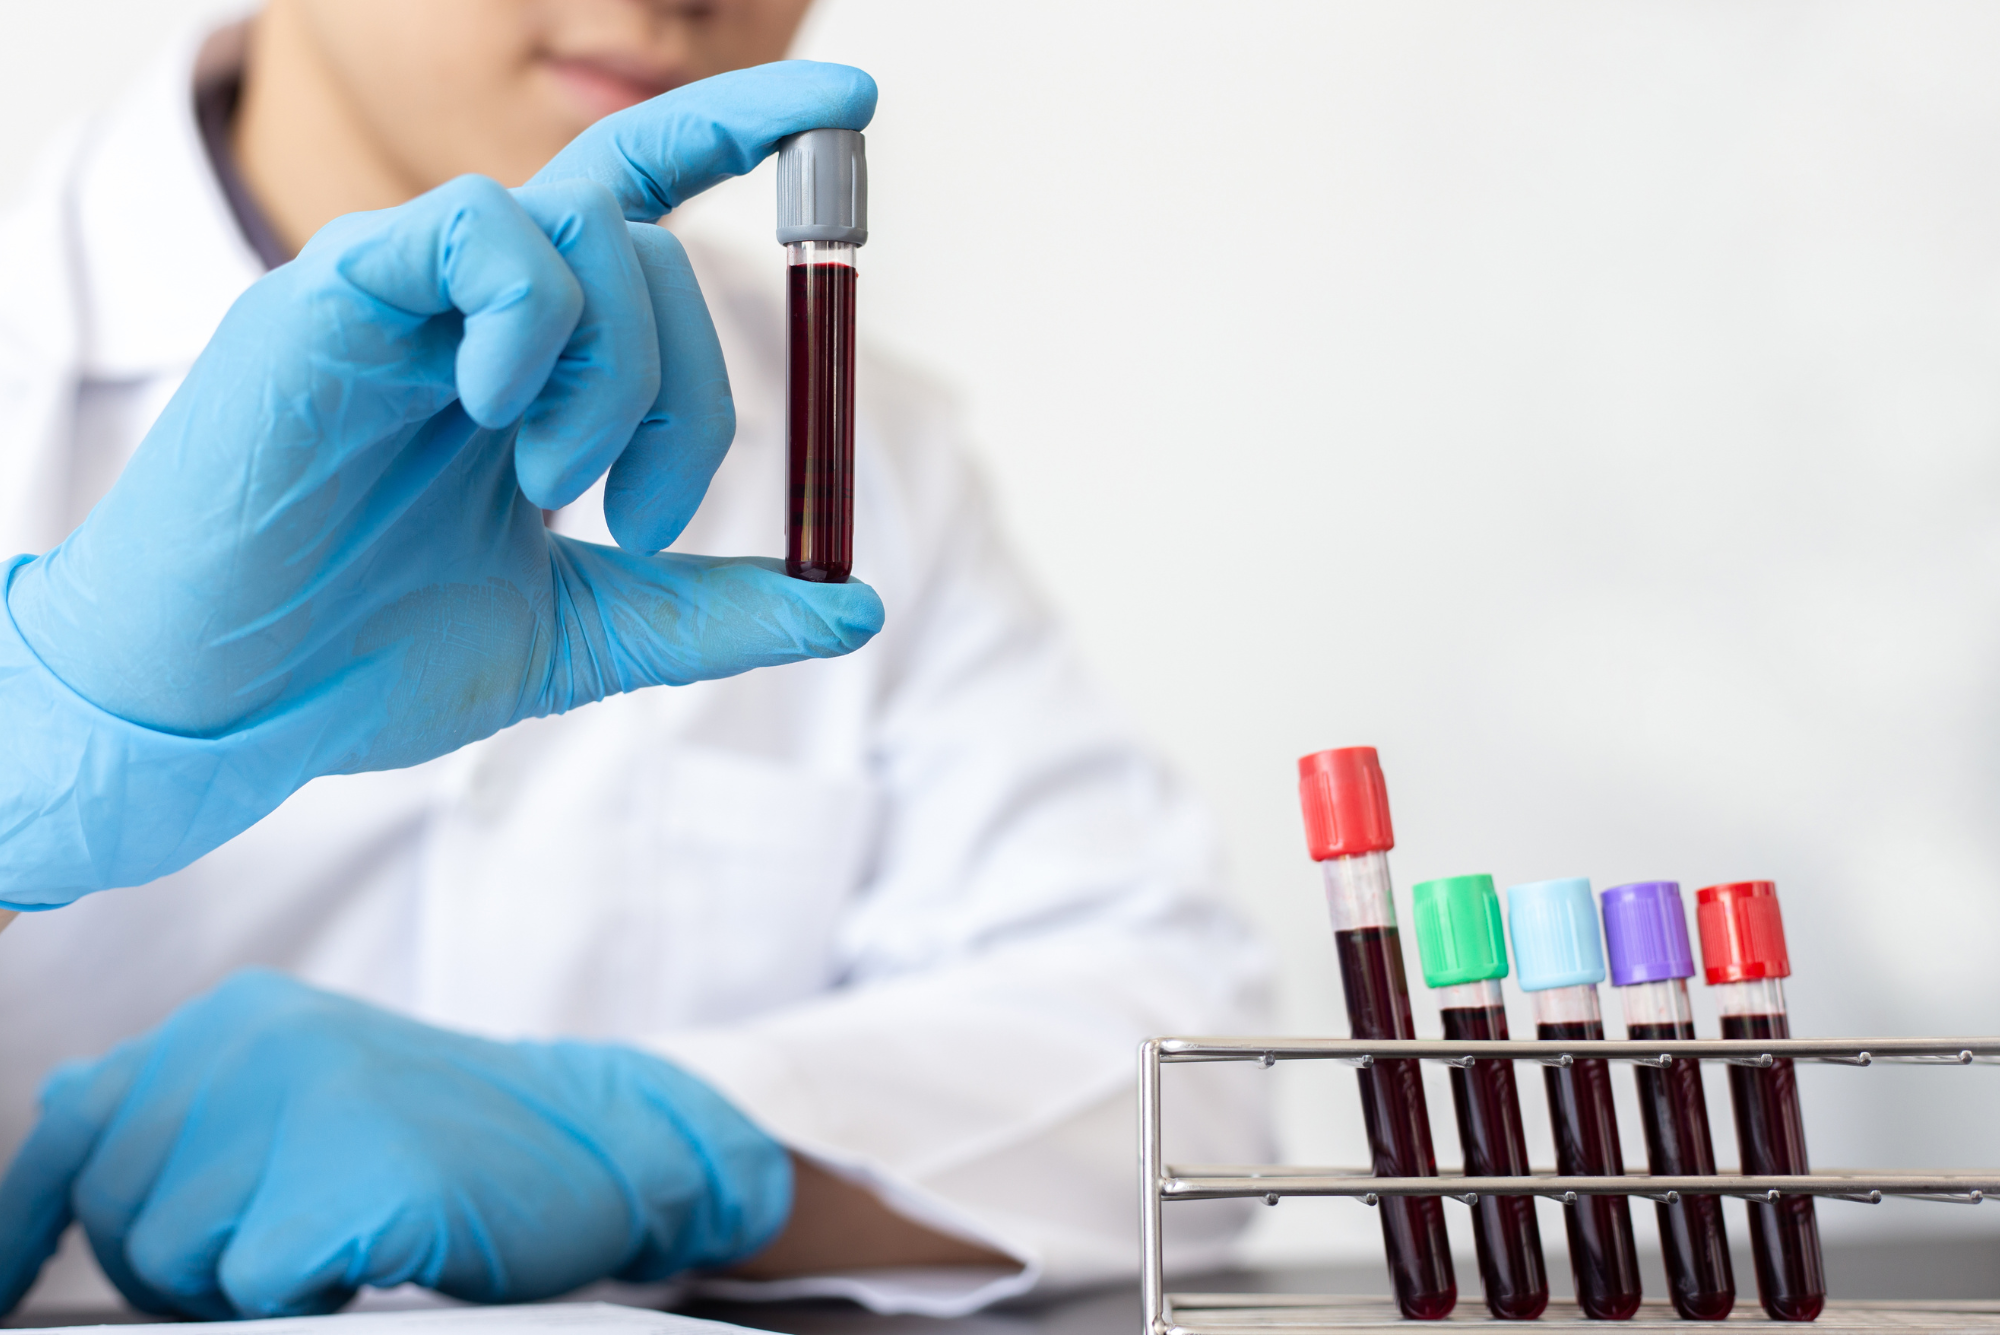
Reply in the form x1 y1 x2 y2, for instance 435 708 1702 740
1600 880 1696 986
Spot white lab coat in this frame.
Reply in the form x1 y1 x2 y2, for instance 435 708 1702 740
0 24 1272 1316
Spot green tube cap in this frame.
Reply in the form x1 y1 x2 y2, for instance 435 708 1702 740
1411 874 1510 988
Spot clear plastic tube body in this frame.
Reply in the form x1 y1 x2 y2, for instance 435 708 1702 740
1434 978 1548 1320
1320 853 1456 1320
1532 983 1643 1320
785 241 856 583
1618 978 1734 1320
1716 978 1824 1321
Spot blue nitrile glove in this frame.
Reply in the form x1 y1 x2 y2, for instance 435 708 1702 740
0 62 881 909
0 970 791 1319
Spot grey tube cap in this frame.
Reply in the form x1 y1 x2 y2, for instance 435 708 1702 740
776 128 867 246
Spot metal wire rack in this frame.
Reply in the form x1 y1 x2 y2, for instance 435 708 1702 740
1139 1036 2000 1332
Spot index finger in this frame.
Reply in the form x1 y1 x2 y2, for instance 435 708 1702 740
528 60 876 220
0 1048 145 1315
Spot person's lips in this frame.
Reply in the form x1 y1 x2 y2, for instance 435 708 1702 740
543 56 679 119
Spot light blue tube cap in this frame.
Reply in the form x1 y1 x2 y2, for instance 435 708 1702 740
1506 877 1606 991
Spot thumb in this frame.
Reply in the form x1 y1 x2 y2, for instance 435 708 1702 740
545 542 883 705
529 61 876 220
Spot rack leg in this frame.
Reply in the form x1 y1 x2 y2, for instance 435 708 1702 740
1141 1039 1166 1335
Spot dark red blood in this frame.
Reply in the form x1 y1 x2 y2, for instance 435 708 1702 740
1627 1020 1735 1320
1721 1013 1825 1322
786 262 855 582
1439 1004 1549 1320
1538 1019 1644 1320
1332 927 1456 1320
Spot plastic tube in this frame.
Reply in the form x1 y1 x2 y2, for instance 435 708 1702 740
1297 749 1455 1320
775 129 867 583
1412 875 1548 1320
784 241 856 582
1507 878 1643 1322
1601 879 1734 1321
1697 881 1825 1322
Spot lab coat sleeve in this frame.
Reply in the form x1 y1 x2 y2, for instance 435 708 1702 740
644 379 1276 1315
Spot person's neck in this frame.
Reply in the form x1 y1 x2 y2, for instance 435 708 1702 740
231 1 426 258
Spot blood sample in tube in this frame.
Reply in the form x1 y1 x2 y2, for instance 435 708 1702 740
785 249 856 581
775 129 866 583
1297 749 1456 1321
1507 877 1643 1322
1600 880 1734 1322
1698 880 1825 1323
1412 874 1548 1320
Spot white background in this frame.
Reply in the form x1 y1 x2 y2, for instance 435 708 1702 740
4 0 1999 1271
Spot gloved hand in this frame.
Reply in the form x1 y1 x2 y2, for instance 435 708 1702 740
0 970 791 1318
0 61 882 908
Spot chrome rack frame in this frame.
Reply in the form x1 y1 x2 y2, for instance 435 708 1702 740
1140 1035 2000 1333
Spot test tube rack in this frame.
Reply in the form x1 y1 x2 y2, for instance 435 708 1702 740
1139 1035 2000 1332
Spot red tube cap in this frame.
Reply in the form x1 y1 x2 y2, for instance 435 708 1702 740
1694 880 1791 984
1297 747 1395 861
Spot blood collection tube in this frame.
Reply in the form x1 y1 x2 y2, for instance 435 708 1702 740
1411 874 1549 1320
1696 880 1825 1322
1599 881 1734 1321
1506 877 1642 1321
776 128 867 583
1296 749 1456 1321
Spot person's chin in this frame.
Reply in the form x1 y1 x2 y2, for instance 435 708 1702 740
541 58 674 122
